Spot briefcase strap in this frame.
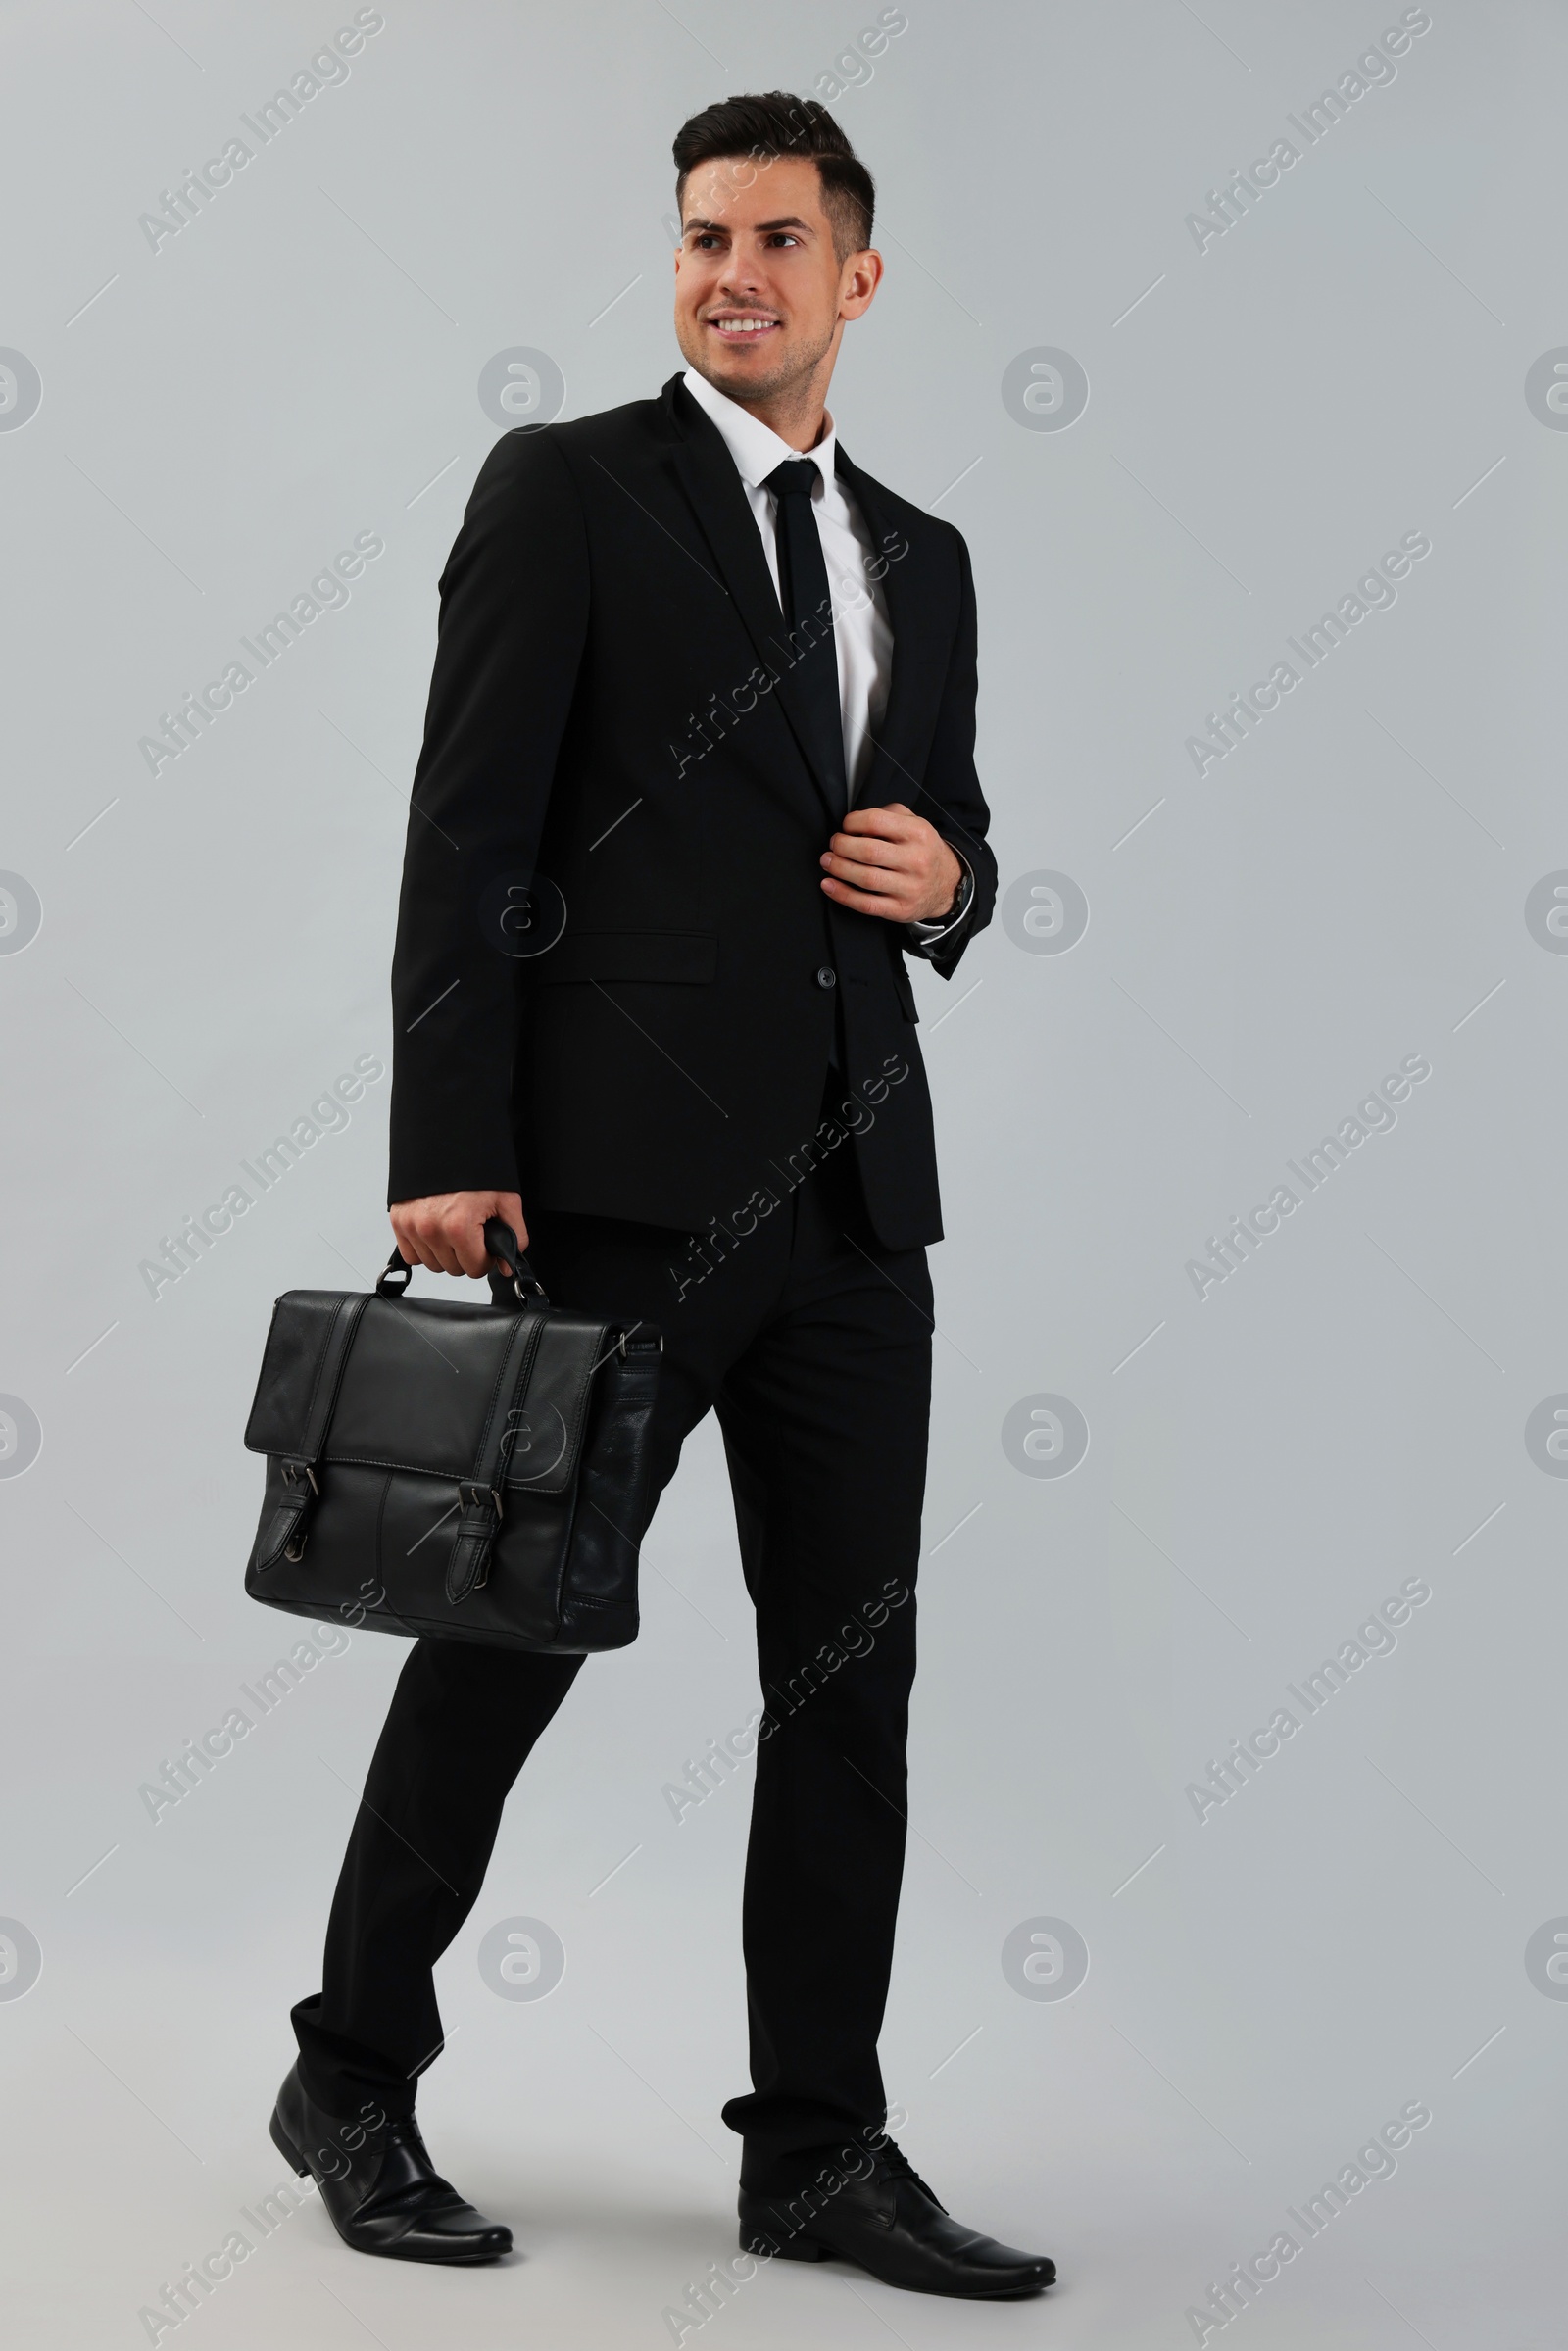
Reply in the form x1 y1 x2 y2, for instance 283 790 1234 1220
445 1302 550 1605
257 1293 371 1569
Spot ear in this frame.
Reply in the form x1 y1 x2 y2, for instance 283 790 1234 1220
839 246 884 320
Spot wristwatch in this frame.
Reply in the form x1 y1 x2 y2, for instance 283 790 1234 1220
906 851 975 952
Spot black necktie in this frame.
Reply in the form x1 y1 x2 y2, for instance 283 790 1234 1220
764 458 848 820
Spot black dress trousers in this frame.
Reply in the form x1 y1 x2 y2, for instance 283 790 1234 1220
291 1082 935 2189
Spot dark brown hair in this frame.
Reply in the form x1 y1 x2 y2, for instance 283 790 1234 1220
673 91 875 261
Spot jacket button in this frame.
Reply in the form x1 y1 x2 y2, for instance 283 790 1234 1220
815 965 837 989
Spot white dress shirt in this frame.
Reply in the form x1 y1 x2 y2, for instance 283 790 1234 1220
681 367 971 947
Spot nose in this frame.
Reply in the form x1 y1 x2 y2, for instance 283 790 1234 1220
717 248 765 303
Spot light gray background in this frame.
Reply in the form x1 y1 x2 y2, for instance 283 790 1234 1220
2 2 1561 2343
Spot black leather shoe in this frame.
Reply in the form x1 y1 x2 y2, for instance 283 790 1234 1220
270 2064 512 2264
738 2141 1054 2298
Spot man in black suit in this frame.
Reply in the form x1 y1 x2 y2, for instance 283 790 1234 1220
275 91 1054 2300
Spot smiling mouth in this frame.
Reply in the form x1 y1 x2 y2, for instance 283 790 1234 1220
708 316 780 340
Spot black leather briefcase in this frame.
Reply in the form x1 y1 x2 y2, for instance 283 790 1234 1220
243 1222 661 1653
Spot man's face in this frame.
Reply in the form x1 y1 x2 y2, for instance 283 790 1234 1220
673 152 880 411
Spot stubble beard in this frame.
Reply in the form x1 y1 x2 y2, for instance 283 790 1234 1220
694 314 839 416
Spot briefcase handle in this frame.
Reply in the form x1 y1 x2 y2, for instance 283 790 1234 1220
375 1218 552 1308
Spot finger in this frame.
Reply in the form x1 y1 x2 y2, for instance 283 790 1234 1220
821 875 918 920
436 1231 478 1277
824 834 911 873
451 1226 494 1279
831 840 919 880
389 1222 431 1274
839 803 917 839
823 843 906 881
406 1225 465 1277
822 860 908 903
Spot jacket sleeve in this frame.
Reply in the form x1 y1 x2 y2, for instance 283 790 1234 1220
905 528 996 981
386 430 590 1205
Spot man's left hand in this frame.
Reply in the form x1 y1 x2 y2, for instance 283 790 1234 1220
819 804 962 923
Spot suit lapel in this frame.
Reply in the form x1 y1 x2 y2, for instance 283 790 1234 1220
662 377 844 827
833 446 945 816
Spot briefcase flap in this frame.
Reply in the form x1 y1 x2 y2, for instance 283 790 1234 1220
244 1290 613 1499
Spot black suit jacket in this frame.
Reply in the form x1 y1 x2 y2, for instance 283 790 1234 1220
387 373 995 1251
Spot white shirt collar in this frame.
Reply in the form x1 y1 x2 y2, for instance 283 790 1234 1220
681 366 837 496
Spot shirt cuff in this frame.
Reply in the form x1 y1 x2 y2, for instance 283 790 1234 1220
904 848 975 954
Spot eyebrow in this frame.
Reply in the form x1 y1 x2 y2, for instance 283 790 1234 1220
682 215 815 236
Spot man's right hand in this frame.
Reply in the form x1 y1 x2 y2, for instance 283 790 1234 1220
388 1190 528 1279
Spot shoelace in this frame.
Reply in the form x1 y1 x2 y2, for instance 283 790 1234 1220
876 2140 945 2210
383 2115 431 2158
